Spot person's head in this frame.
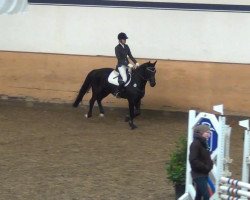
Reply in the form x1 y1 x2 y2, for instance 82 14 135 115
118 32 128 44
193 124 211 140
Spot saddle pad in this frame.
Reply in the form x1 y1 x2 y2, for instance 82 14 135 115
108 70 131 86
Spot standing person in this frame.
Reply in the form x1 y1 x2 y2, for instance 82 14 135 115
115 32 139 97
189 124 213 200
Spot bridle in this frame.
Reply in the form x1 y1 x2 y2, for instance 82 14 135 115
134 66 156 82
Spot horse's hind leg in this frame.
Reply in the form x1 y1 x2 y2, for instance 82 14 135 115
97 92 109 117
97 99 104 117
86 95 96 118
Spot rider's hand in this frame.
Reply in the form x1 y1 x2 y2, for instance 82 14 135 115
128 63 134 68
135 63 140 68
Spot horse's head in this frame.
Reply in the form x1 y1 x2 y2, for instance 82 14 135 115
139 61 157 87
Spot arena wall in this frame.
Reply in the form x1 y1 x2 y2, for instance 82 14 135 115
1 3 250 63
1 51 250 116
1 2 250 116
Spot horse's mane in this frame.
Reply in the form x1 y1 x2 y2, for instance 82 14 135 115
134 62 150 71
138 62 149 68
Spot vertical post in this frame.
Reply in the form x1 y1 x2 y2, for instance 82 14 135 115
181 110 196 199
213 116 225 200
179 110 197 200
242 129 250 183
239 120 250 183
224 125 232 177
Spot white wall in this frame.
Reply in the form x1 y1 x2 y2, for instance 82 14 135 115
1 2 250 63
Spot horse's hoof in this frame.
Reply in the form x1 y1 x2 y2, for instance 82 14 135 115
99 113 105 117
130 124 138 130
72 102 78 108
85 114 92 118
125 115 130 122
129 121 137 130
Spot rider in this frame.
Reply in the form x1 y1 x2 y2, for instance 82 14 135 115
115 32 139 97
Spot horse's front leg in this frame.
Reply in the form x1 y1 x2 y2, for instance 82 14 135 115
134 99 141 117
125 99 141 122
128 100 137 129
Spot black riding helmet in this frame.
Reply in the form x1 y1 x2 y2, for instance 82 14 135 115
118 32 128 40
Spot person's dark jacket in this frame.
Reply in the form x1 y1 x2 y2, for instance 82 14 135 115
189 133 213 179
115 43 137 68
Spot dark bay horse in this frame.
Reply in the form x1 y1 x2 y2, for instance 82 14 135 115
73 61 157 129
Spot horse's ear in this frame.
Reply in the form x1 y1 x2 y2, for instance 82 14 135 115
153 60 157 66
148 61 151 64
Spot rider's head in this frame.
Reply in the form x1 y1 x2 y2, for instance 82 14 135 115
118 32 128 44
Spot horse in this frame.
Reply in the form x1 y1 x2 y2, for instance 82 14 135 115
73 61 157 129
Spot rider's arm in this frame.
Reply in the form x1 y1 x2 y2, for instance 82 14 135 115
127 46 137 64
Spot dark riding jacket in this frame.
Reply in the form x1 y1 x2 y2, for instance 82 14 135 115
115 43 137 69
189 133 213 179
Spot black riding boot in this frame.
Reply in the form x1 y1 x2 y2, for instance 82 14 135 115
116 79 125 98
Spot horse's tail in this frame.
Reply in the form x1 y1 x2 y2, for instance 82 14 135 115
73 71 93 107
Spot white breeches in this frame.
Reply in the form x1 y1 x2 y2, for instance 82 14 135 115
118 65 127 83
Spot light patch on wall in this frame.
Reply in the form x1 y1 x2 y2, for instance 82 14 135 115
0 0 27 14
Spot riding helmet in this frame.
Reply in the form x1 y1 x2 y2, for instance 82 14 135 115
118 32 128 40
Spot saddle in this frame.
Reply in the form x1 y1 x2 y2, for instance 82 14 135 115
108 70 131 86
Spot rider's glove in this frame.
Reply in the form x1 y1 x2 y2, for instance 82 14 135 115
128 63 134 68
135 63 140 67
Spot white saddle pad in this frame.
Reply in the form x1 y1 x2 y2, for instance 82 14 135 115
108 70 131 86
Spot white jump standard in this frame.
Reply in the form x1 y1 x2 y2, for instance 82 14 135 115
179 105 250 200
